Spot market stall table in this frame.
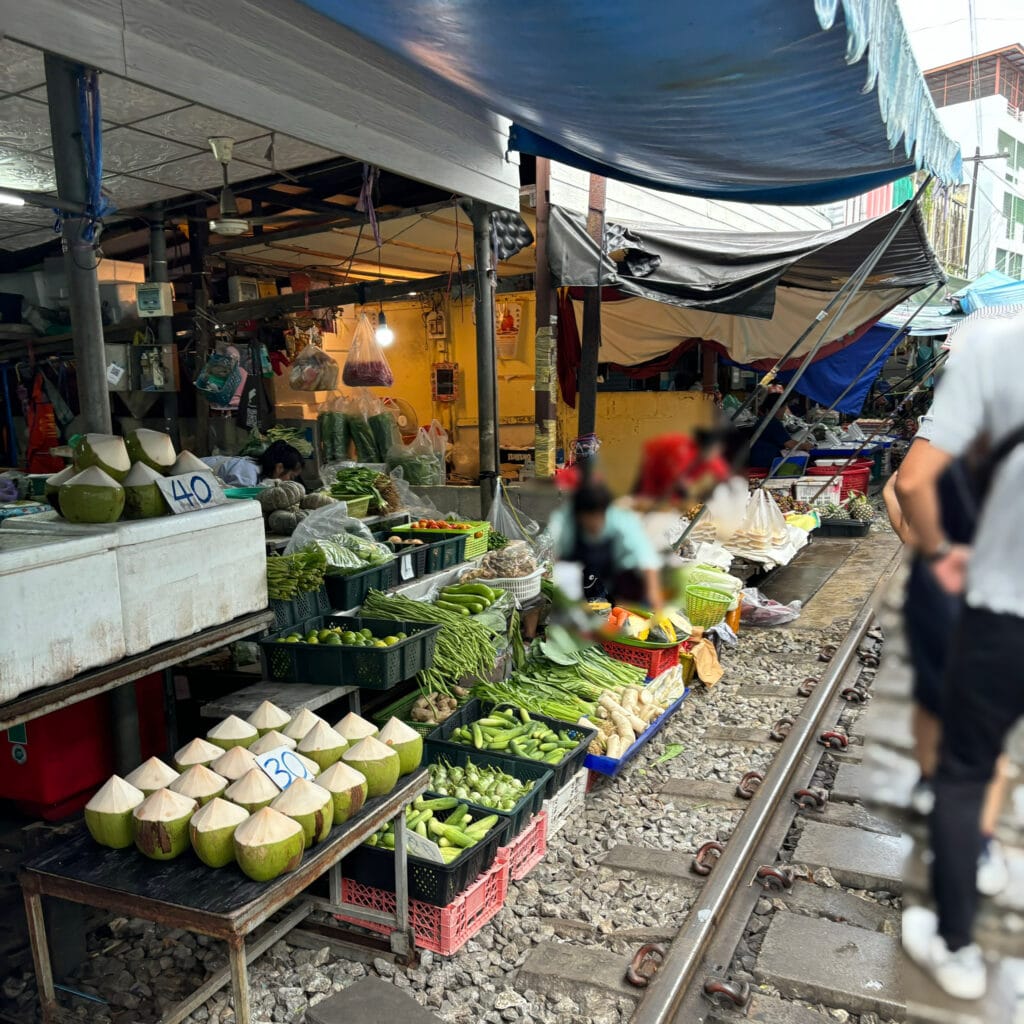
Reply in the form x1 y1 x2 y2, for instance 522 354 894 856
200 681 360 720
21 770 428 1024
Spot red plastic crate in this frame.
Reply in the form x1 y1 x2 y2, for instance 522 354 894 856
498 811 547 881
599 638 681 679
335 854 509 957
806 462 871 501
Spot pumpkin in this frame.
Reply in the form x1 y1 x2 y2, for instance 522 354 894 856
258 480 306 513
267 508 309 534
300 492 334 510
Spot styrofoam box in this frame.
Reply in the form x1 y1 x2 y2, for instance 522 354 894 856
0 532 126 700
4 501 268 655
793 477 842 506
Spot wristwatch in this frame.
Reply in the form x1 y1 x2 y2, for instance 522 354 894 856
922 540 952 563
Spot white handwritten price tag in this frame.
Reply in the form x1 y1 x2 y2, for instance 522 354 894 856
255 746 313 791
404 826 445 863
156 471 226 515
399 554 415 581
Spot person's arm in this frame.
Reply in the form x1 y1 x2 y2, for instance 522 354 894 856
881 472 914 545
643 568 663 614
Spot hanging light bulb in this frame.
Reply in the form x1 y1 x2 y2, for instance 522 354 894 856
375 310 395 347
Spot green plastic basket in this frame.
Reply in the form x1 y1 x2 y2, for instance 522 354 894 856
342 495 372 518
224 487 263 500
684 584 731 629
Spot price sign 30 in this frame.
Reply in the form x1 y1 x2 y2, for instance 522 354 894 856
254 746 313 791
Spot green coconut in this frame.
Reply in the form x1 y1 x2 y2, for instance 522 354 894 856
59 467 125 524
249 729 297 756
169 764 227 807
224 768 281 813
296 720 348 771
124 756 179 796
270 778 334 848
211 745 259 782
377 717 423 776
73 433 131 481
333 712 378 744
171 450 209 476
247 700 291 737
316 761 368 825
132 788 197 860
122 462 166 520
173 737 224 772
84 775 145 849
206 715 259 751
233 807 304 882
189 798 249 868
342 736 400 799
44 465 76 514
282 708 326 743
125 428 176 475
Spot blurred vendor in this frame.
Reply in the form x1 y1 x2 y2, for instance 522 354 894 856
550 481 662 609
203 440 303 487
748 402 812 469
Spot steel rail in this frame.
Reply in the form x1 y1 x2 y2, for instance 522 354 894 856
632 546 904 1024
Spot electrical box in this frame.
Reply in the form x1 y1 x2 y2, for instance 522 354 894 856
431 362 458 403
228 276 261 303
130 344 179 392
135 282 174 318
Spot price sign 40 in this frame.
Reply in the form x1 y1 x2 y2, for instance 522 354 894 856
157 471 226 515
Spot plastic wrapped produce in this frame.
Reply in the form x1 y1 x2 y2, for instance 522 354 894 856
342 315 394 387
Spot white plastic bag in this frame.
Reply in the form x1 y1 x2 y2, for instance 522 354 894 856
284 502 373 554
705 478 748 541
739 587 801 626
343 314 394 387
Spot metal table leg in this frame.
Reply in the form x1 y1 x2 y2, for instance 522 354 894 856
228 936 251 1024
389 808 414 959
23 888 57 1024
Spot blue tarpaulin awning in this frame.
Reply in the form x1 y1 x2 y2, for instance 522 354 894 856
299 0 960 204
951 271 1024 314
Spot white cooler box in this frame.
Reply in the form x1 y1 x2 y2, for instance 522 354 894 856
0 532 126 700
3 501 268 655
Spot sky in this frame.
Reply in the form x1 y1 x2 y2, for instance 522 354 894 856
899 0 1024 70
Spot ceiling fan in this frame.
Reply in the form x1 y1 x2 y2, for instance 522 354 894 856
205 136 335 237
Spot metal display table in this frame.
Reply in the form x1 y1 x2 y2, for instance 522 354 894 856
21 770 428 1024
200 682 360 720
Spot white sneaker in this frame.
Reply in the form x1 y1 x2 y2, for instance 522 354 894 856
910 779 935 817
977 840 1010 897
902 906 987 1001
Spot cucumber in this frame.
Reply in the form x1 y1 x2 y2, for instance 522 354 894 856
435 600 470 616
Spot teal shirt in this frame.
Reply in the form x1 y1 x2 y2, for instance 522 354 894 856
550 503 660 572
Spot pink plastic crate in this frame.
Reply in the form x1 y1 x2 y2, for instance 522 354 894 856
498 811 547 881
335 854 509 957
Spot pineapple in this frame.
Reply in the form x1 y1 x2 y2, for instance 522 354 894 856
819 501 846 520
846 491 875 523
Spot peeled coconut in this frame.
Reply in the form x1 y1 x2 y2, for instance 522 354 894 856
296 721 348 770
44 465 76 514
293 752 321 778
59 467 125 524
270 779 334 848
124 756 179 796
250 730 297 755
84 775 145 849
224 768 281 813
334 712 378 743
126 428 176 475
122 462 166 520
132 788 197 860
282 708 326 743
171 450 209 476
211 745 258 782
233 807 304 882
169 764 227 806
342 736 400 799
173 737 224 771
316 761 368 825
247 700 291 737
206 715 259 751
189 798 249 868
378 717 424 776
73 433 131 481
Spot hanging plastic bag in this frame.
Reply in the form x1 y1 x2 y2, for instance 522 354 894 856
705 477 748 541
368 405 401 460
344 390 382 463
387 467 442 519
317 396 350 462
426 420 448 482
288 344 339 391
343 314 394 387
387 428 444 485
739 587 801 626
488 480 539 545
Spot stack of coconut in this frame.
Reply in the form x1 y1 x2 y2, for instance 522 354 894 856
45 429 210 523
83 700 423 883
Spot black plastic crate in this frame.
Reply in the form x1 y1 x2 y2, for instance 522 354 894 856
379 541 429 581
426 699 596 797
816 519 871 537
379 531 467 574
422 744 551 839
269 588 330 630
259 615 440 689
342 815 509 906
324 563 398 611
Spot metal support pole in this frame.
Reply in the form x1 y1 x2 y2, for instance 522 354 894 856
471 201 499 516
578 174 606 442
190 205 212 455
533 158 557 477
44 54 110 435
149 207 179 447
965 147 981 278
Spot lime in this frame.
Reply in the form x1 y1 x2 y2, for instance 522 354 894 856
397 632 408 640
373 639 387 648
324 633 342 646
341 632 357 645
306 635 319 645
285 635 301 643
318 629 334 642
384 636 400 646
360 628 373 640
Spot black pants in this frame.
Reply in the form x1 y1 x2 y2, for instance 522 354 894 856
932 606 1024 949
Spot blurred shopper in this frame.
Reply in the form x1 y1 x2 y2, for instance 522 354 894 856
895 310 1024 999
882 423 1010 897
747 400 813 469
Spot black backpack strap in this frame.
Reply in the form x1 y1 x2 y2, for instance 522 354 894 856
974 423 1024 504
